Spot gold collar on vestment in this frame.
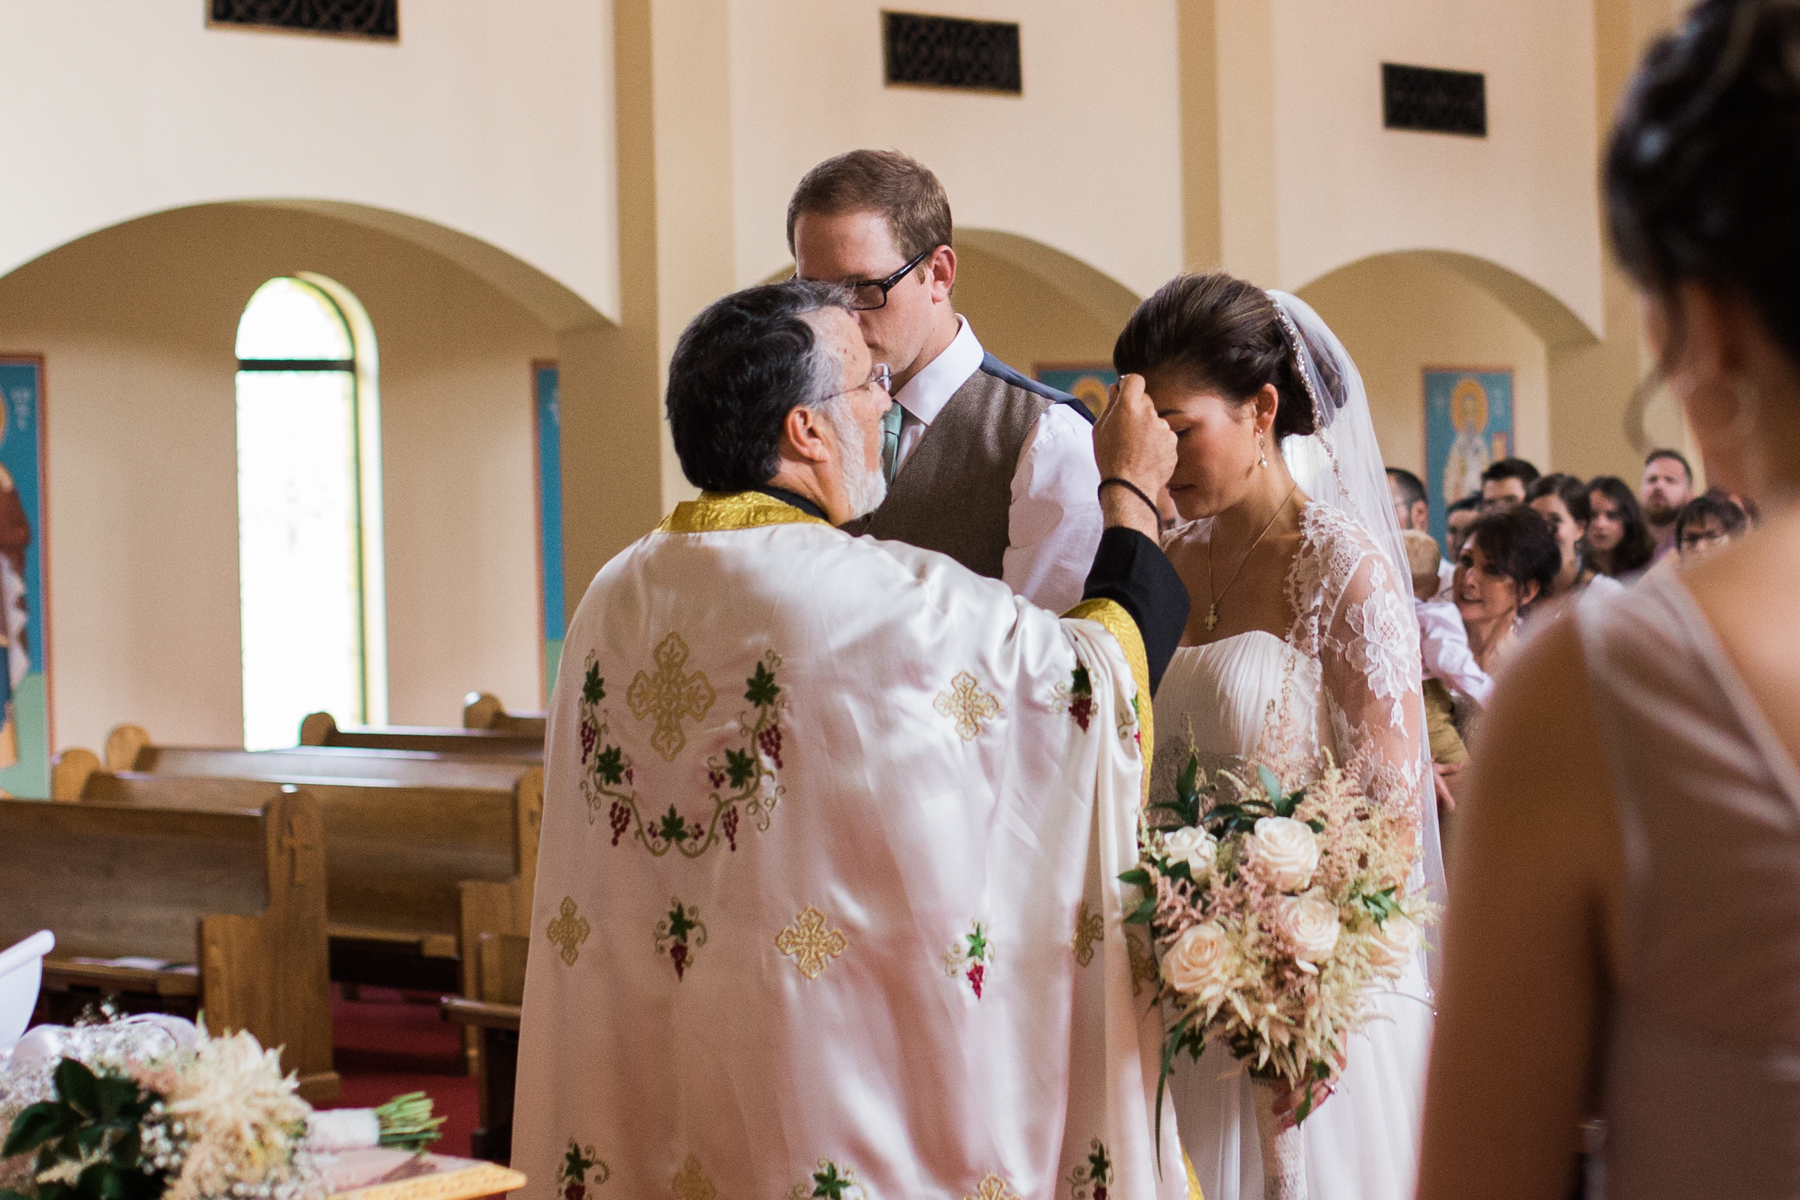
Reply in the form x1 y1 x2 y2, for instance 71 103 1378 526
656 491 830 535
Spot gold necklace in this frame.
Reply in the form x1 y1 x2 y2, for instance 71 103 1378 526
1205 483 1299 632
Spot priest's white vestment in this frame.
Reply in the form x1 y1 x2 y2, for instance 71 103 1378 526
512 491 1189 1200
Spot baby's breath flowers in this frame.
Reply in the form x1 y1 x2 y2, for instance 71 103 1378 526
1124 752 1432 1130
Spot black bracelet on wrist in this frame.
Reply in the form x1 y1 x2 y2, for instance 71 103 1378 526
1098 477 1164 534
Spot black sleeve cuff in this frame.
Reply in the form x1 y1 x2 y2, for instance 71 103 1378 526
1080 526 1190 694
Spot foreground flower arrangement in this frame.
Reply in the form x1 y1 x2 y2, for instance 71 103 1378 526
1125 753 1431 1136
1 1014 441 1200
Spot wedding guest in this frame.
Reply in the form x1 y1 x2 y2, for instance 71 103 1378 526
1674 492 1748 563
1392 465 1454 593
1404 528 1474 813
1526 473 1625 603
788 149 1101 612
1479 457 1540 513
1584 475 1656 579
1445 494 1481 562
1419 4 1800 1197
1640 448 1696 561
1453 507 1560 678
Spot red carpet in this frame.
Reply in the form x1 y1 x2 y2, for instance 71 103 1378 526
318 986 481 1160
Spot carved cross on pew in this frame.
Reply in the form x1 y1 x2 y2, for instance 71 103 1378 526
279 818 318 882
627 632 717 761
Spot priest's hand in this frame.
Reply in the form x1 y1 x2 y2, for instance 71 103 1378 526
1095 373 1177 540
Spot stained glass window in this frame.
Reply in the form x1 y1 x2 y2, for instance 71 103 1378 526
235 276 386 749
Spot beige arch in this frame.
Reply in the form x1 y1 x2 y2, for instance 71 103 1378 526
1297 249 1601 351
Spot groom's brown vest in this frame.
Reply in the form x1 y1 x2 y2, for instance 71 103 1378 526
845 353 1090 580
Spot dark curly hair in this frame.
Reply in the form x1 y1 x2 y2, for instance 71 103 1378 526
1605 0 1800 372
1464 506 1562 610
665 281 850 493
1525 472 1594 525
1112 272 1329 441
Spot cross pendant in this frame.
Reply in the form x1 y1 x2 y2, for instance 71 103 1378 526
1205 604 1219 631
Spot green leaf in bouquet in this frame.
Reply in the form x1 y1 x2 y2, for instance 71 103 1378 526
1256 765 1283 805
91 1073 140 1127
54 1060 101 1121
2 1101 75 1158
1124 896 1157 927
1118 866 1151 889
1307 818 1325 834
1176 753 1198 806
1 1188 40 1200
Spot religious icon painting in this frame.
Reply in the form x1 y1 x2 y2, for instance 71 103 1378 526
1423 367 1514 545
0 358 50 797
1035 363 1117 419
533 362 566 704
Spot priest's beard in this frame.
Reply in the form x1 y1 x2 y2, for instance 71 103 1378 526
822 402 888 520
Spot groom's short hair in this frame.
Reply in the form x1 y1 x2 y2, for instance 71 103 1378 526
786 150 953 264
666 281 851 493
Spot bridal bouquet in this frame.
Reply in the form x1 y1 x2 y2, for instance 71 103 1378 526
1 1014 442 1200
1124 753 1429 1198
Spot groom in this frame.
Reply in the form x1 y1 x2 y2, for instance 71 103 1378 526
510 280 1192 1199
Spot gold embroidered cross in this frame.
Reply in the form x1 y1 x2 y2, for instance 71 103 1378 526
278 818 318 881
775 907 849 980
965 1174 1019 1200
934 671 1001 741
1071 900 1104 968
628 632 717 761
546 895 591 966
671 1154 716 1200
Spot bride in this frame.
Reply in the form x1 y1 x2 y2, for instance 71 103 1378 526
1112 274 1445 1200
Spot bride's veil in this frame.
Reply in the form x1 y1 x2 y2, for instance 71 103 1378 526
1268 290 1450 944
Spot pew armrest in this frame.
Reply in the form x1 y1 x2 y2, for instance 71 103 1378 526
42 958 200 998
439 997 520 1033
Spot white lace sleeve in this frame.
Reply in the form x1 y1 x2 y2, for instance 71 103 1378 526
1312 518 1428 832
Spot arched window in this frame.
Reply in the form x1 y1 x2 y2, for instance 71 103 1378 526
235 275 387 749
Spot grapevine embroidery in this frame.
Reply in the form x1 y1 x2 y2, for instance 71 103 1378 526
786 1160 869 1199
1052 662 1096 731
577 650 787 858
1071 900 1103 968
556 1138 610 1200
1067 1139 1112 1200
943 920 994 999
654 896 707 980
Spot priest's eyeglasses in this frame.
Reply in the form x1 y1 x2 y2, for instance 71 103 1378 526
845 246 938 311
825 363 892 402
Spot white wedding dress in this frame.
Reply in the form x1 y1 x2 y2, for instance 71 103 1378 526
1152 500 1435 1200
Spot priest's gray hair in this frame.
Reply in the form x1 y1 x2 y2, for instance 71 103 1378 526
666 280 854 493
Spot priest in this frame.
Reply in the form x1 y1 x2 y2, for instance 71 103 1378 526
511 280 1193 1200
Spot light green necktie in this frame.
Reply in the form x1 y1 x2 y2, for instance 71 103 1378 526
881 401 904 484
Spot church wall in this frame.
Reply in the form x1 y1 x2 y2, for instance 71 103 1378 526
0 1 618 325
951 246 1126 383
724 0 1184 299
0 206 551 755
1218 0 1605 337
1299 254 1550 488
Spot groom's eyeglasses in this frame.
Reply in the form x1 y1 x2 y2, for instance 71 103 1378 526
825 363 892 403
844 246 939 311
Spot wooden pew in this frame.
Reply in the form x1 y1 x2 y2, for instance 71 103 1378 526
61 767 540 1013
461 693 546 739
0 787 337 1102
299 712 541 760
442 932 525 1162
98 727 535 793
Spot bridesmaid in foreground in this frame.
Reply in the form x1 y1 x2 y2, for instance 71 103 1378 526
1418 3 1800 1198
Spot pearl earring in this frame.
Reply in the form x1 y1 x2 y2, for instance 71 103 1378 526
1258 431 1269 469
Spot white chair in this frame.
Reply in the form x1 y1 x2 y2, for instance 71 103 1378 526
0 929 54 1056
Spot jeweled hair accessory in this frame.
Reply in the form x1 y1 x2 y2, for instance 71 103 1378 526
1269 295 1346 429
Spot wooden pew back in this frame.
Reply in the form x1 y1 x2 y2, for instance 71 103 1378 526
300 712 541 760
0 788 335 1099
115 741 533 792
461 693 547 739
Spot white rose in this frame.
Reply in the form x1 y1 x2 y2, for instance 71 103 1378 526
1366 914 1417 970
1248 816 1319 892
1161 826 1218 881
1279 892 1341 966
1162 922 1231 996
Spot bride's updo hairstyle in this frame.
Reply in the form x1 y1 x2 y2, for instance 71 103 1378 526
1605 0 1800 372
1112 272 1333 441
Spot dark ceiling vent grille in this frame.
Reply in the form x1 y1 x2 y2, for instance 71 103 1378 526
209 0 398 40
1382 63 1486 137
883 12 1021 94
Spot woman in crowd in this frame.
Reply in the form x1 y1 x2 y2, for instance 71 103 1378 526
1418 3 1800 1197
1452 506 1561 677
1584 475 1656 579
1526 473 1625 604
